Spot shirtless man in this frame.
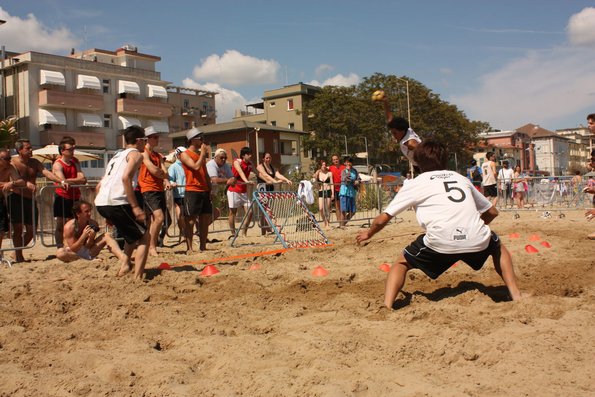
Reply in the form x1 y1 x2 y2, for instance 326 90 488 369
56 200 126 263
0 149 13 248
8 139 68 262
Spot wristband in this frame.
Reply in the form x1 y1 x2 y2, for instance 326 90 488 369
61 180 65 184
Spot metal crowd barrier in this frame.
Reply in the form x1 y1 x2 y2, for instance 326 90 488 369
0 187 40 267
495 176 588 218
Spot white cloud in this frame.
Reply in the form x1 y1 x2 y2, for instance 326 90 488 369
440 68 453 74
182 78 249 123
441 78 450 87
0 7 78 54
308 73 360 87
450 47 595 129
315 64 335 76
191 50 281 87
567 7 595 47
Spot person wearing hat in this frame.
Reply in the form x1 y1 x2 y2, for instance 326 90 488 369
168 146 187 242
206 148 236 195
179 128 212 252
138 126 172 257
94 125 149 279
497 160 514 209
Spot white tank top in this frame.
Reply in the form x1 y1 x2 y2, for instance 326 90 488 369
95 148 139 206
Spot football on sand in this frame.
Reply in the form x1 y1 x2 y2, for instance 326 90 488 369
372 90 385 103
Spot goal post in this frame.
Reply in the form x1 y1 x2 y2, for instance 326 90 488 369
230 191 330 248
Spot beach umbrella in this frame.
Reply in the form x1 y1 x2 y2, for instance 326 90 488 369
13 144 101 163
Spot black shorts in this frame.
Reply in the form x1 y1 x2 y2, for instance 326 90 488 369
142 191 166 214
184 191 212 217
0 196 9 232
483 184 497 198
403 232 500 280
53 194 76 218
9 194 37 226
332 191 341 202
500 184 512 197
319 189 333 199
174 197 184 208
96 205 147 245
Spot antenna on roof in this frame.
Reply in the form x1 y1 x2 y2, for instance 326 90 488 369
83 25 89 51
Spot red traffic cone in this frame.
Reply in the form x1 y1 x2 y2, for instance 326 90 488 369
312 266 328 276
509 233 519 239
158 263 172 270
378 264 390 272
249 264 261 270
529 235 540 241
451 263 458 267
201 265 220 276
525 245 538 253
540 241 551 248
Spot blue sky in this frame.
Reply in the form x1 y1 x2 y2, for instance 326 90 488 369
2 1 595 132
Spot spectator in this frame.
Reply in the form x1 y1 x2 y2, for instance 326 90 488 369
468 159 483 191
513 165 527 209
497 160 514 208
481 152 498 206
228 147 257 238
0 149 12 249
339 156 360 228
313 159 334 227
329 155 345 227
168 146 188 242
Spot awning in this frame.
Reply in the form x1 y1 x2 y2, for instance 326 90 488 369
39 109 66 125
147 84 168 98
150 121 170 133
118 80 140 95
40 70 65 86
118 116 141 130
77 113 102 128
77 74 101 90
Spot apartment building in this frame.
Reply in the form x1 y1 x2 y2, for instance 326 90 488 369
167 86 217 132
1 46 173 177
476 129 534 170
556 124 594 170
516 124 570 175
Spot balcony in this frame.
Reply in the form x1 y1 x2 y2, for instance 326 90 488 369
39 89 104 111
40 130 106 148
116 98 172 117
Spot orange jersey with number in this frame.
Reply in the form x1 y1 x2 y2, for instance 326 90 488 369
183 150 209 192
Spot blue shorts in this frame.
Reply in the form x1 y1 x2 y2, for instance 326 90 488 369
340 196 356 213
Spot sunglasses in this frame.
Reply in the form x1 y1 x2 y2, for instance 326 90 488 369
63 147 75 152
0 156 11 161
137 137 149 142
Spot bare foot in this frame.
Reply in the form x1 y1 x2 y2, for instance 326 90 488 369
149 249 159 257
117 257 133 277
199 246 208 251
92 258 104 262
512 291 533 301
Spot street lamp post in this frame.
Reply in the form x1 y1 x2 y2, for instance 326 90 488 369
360 136 369 168
0 20 6 121
395 76 413 176
338 135 348 156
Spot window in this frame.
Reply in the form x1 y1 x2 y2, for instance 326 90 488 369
288 122 294 130
280 140 296 155
102 79 110 94
184 120 190 130
273 139 278 154
270 101 276 107
103 114 111 128
183 99 189 109
287 99 294 111
258 137 265 154
210 142 218 158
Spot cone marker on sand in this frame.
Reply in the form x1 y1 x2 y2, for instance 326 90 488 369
509 233 519 239
529 234 540 241
540 241 551 248
250 264 261 270
378 264 390 272
312 266 328 276
201 265 220 276
525 245 538 253
158 263 172 270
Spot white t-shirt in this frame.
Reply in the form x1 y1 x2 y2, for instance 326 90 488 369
384 170 493 254
206 159 234 194
95 148 139 206
498 167 515 188
400 128 422 166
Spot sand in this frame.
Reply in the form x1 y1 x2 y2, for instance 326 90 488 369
1 208 594 396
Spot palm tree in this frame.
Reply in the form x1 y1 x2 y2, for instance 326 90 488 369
0 116 17 149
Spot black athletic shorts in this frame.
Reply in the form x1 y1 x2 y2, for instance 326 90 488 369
403 231 500 280
184 191 212 217
174 197 184 208
142 191 166 214
0 196 9 232
483 184 497 198
9 194 37 226
53 194 76 218
96 205 147 245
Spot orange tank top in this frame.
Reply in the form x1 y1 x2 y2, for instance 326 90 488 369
183 150 209 192
138 150 164 192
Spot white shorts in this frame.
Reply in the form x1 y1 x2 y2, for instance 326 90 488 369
227 191 250 209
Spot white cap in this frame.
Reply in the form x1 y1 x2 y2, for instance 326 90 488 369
144 126 159 137
214 148 227 157
186 127 203 141
175 146 187 156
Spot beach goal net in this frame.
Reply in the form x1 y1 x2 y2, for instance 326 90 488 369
232 191 329 249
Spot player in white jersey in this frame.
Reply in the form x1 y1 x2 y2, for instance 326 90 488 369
356 140 530 309
95 125 149 279
380 95 421 169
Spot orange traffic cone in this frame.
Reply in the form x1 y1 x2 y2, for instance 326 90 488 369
312 266 328 276
529 235 540 241
378 264 390 272
249 264 261 270
525 245 538 253
540 241 551 248
201 265 220 276
158 263 172 270
509 233 519 239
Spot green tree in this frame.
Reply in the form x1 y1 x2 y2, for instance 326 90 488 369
302 73 489 173
0 116 17 149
